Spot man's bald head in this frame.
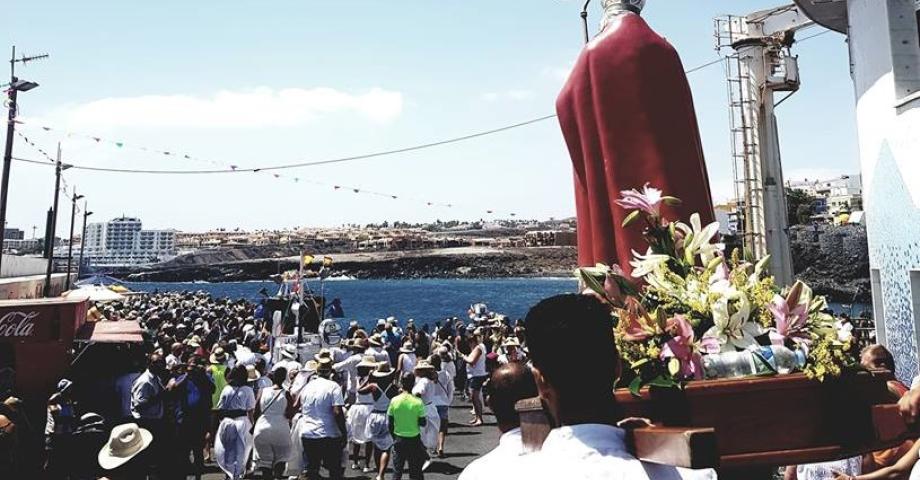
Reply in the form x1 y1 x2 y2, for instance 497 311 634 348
487 362 538 432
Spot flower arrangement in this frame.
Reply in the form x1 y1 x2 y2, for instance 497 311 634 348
577 184 855 394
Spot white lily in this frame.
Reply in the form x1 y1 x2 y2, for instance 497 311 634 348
676 213 724 265
702 289 762 352
629 249 671 278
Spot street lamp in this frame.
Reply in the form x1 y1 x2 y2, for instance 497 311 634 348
0 76 40 276
64 191 85 290
77 206 92 281
43 144 71 297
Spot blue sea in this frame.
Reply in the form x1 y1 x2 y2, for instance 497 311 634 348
125 278 581 329
124 278 873 330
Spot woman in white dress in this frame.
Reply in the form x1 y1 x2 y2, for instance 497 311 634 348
253 366 292 479
347 355 378 473
395 341 417 377
430 353 454 458
214 364 257 480
412 359 442 465
362 362 399 480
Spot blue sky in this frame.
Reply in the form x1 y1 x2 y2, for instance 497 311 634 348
5 0 858 232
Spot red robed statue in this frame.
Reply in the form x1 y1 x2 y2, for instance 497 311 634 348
557 0 715 272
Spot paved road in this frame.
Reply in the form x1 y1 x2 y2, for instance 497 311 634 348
203 396 498 479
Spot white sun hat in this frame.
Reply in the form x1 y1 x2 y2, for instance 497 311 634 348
98 422 153 470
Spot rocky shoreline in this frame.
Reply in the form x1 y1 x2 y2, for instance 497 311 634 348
117 227 871 304
122 246 579 283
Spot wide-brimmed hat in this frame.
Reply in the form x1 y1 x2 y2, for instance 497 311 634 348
280 344 298 359
349 320 358 327
314 349 332 362
368 335 383 347
358 355 378 369
372 362 394 378
316 356 333 373
246 365 260 382
502 337 521 348
186 335 201 348
98 423 153 470
399 342 415 354
376 319 386 327
414 359 435 372
210 347 227 364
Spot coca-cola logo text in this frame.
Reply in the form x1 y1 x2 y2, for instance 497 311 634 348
0 311 39 337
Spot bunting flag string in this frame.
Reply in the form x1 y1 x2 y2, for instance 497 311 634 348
17 123 520 218
16 130 79 200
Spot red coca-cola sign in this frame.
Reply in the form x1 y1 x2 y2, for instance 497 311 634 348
0 298 87 343
0 311 38 337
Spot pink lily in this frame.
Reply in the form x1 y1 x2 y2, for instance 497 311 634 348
660 315 703 380
768 281 811 348
616 183 665 217
616 298 659 342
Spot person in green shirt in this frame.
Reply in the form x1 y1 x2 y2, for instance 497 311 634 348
388 373 427 480
205 347 228 462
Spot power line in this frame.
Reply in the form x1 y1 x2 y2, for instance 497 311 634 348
17 55 730 176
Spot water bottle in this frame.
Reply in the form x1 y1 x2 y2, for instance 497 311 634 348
702 346 806 380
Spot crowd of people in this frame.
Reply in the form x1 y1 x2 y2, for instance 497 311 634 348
4 291 531 479
6 289 920 480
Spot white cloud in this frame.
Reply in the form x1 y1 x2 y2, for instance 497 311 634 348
542 64 574 82
480 89 534 102
37 86 404 129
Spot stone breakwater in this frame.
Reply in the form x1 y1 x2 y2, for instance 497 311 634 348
122 247 579 283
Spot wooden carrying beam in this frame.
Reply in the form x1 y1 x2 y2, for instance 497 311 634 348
516 397 718 469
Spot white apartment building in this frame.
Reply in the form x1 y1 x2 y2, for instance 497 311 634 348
84 217 177 267
787 174 863 215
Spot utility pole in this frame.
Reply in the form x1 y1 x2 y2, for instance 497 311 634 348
77 204 92 280
715 8 812 286
43 143 69 297
0 46 47 276
65 189 84 290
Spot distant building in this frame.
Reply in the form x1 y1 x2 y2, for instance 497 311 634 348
2 228 24 240
84 217 177 267
787 174 863 216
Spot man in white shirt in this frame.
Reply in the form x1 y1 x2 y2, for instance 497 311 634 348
459 362 538 480
520 294 717 480
297 357 347 480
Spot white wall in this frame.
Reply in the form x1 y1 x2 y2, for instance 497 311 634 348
0 255 48 278
849 0 920 382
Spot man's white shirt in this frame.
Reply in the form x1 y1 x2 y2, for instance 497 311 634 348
458 427 525 480
462 424 718 480
530 424 717 480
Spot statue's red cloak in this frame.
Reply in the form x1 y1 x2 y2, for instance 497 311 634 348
556 12 715 271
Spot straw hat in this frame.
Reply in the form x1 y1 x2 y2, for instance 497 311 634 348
246 365 260 382
210 347 227 364
414 359 435 372
303 360 319 372
280 344 298 360
316 356 333 373
368 335 384 347
372 362 394 378
502 337 521 348
399 341 415 354
98 423 153 470
358 355 378 369
314 349 332 362
186 335 201 348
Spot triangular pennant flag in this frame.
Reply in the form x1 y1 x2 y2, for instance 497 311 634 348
42 126 51 131
93 137 101 142
115 142 123 148
353 189 360 193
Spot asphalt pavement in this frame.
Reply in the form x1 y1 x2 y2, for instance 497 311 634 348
202 395 499 479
